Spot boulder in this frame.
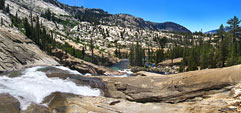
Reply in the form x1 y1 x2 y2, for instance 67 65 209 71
0 94 20 113
23 104 51 113
101 65 241 103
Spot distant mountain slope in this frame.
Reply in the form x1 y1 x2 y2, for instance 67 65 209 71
42 0 191 33
153 22 191 33
205 28 230 34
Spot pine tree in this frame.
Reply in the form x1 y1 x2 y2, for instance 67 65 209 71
216 24 228 67
35 16 40 46
147 44 151 63
227 16 240 44
179 60 185 72
129 43 135 66
155 48 164 64
1 17 3 26
134 42 141 66
118 45 121 58
187 48 198 71
207 48 217 68
82 46 85 59
200 46 208 69
77 25 80 31
227 16 241 65
129 42 144 67
0 0 5 10
24 18 31 38
5 4 9 13
114 48 118 57
90 37 94 63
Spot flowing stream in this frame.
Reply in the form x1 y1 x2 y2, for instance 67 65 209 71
110 59 133 77
0 66 100 110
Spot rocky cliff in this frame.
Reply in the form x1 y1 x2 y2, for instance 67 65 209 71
0 26 58 72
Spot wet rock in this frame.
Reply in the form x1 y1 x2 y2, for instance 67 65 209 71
45 70 107 93
0 94 20 113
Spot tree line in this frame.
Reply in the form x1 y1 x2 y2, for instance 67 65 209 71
180 16 241 72
129 16 241 73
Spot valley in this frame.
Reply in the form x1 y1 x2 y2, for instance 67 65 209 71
0 0 241 113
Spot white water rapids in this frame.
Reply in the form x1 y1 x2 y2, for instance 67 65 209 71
0 66 101 110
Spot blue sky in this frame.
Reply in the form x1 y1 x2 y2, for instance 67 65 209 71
58 0 241 32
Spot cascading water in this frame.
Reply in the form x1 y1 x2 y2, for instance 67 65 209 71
0 66 100 110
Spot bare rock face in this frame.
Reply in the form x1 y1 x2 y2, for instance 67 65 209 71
0 94 20 113
0 27 58 72
43 92 170 113
43 92 237 113
134 71 165 76
101 65 241 103
23 104 51 113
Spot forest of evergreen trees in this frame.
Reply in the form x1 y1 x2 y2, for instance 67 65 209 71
129 16 241 73
1 4 118 66
7 9 103 65
179 16 241 72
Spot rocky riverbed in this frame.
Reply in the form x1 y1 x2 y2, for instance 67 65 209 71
1 65 241 113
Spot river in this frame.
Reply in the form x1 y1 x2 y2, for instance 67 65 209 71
0 66 101 110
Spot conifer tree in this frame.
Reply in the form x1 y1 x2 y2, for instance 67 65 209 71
129 44 135 66
24 18 31 38
5 4 9 13
1 17 3 26
227 16 240 44
227 16 241 65
82 46 85 59
35 16 40 46
187 48 198 71
0 0 5 10
134 41 142 66
179 60 185 72
90 37 94 63
129 42 144 67
200 46 208 69
216 24 228 67
147 44 151 63
155 48 164 64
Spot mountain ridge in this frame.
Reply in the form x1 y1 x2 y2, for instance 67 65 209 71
205 27 231 34
42 0 191 33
